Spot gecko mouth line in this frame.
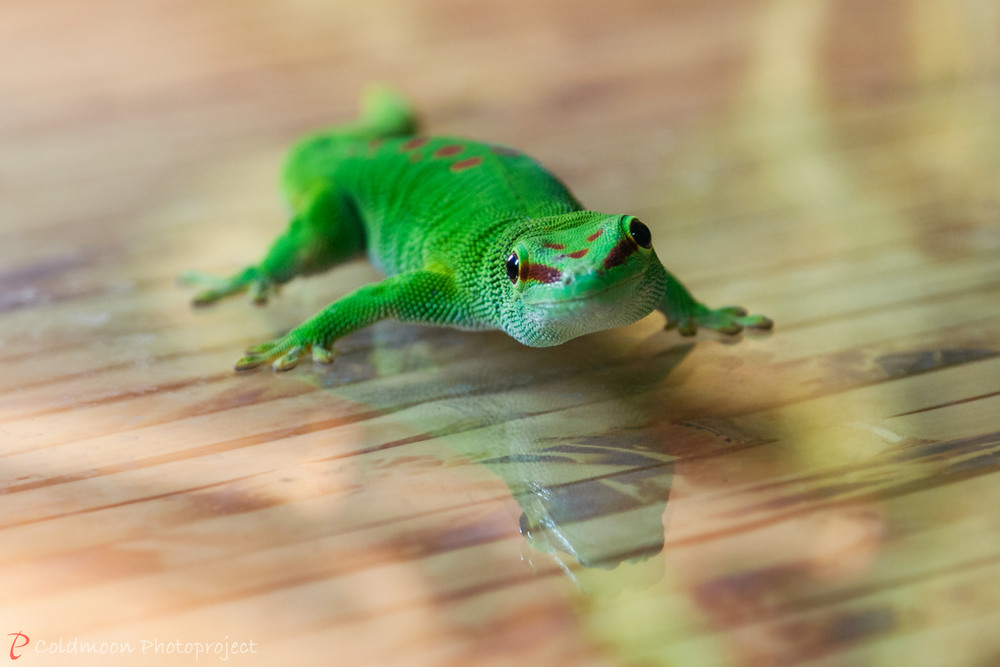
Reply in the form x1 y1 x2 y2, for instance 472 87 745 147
525 272 645 308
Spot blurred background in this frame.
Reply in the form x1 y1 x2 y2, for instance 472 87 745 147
6 0 996 244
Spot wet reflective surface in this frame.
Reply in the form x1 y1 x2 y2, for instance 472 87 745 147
2 0 1000 665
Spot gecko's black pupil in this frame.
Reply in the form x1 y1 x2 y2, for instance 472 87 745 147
629 218 652 249
505 253 520 283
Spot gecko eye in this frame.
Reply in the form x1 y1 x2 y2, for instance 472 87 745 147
629 218 652 249
505 252 520 283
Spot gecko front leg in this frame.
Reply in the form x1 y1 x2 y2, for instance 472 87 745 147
656 264 773 336
235 270 470 371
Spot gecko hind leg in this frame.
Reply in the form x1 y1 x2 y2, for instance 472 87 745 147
181 182 365 309
179 267 277 307
182 87 415 311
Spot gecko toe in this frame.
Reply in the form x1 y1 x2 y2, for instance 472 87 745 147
677 319 698 336
739 314 774 331
312 346 336 364
273 347 304 371
235 354 266 371
248 279 276 306
245 340 280 355
191 290 223 307
715 322 744 336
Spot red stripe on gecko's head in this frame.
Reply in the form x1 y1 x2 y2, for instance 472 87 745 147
603 237 638 269
543 243 566 250
587 229 604 242
524 262 561 283
567 249 589 259
450 156 483 172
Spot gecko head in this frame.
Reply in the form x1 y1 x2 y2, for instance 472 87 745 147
499 212 666 347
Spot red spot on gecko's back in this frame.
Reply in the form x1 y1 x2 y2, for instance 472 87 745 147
567 249 589 259
491 145 520 157
587 229 604 242
434 145 464 157
400 137 429 151
450 156 483 172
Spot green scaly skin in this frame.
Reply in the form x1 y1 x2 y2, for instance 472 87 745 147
182 86 772 372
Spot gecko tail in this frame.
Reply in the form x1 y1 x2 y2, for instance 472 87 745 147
279 85 419 205
358 84 419 138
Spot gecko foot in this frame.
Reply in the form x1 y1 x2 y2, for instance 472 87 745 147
235 331 336 372
666 305 773 337
179 267 277 307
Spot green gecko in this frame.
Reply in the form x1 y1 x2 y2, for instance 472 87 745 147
183 86 772 371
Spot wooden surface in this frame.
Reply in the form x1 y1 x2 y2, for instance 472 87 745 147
3 1 1000 665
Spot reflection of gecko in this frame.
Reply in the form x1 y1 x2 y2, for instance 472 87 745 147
496 433 674 570
183 86 772 371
